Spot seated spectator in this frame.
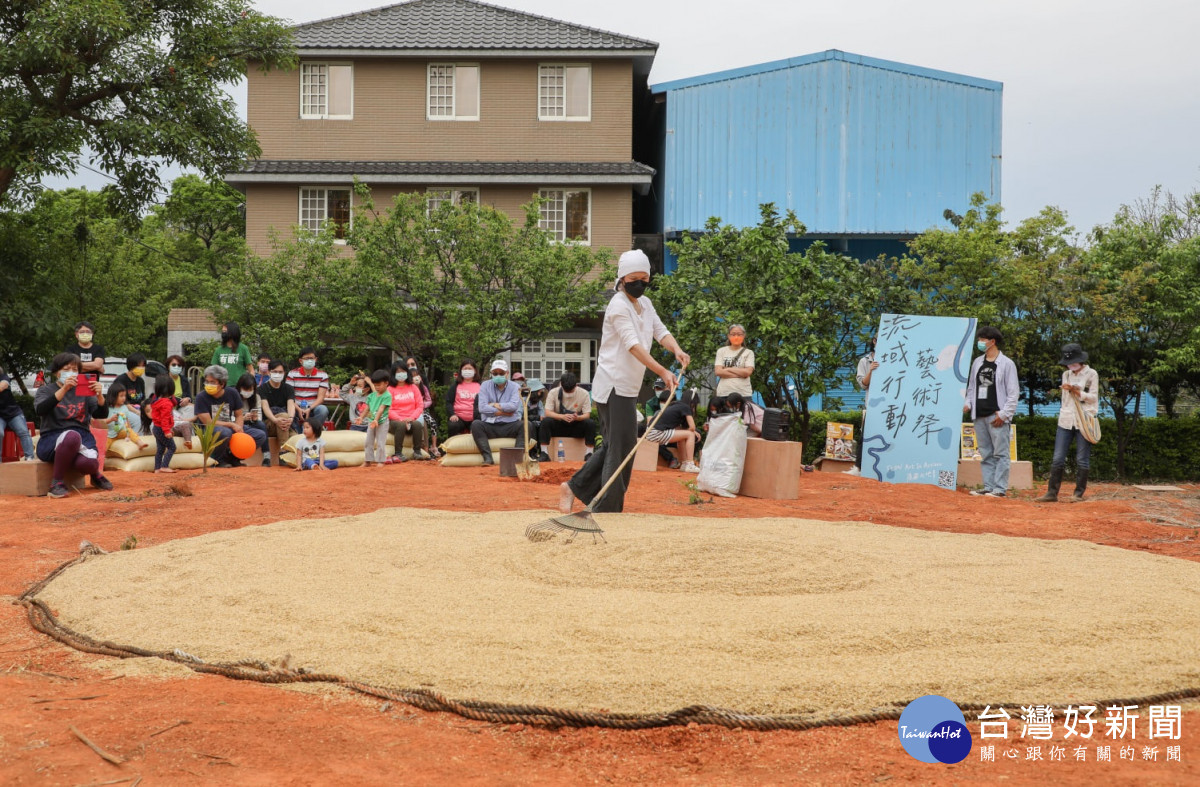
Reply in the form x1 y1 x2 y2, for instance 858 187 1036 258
0 363 35 461
194 365 266 468
445 361 481 438
164 354 193 403
408 364 441 456
341 372 372 433
287 347 330 432
237 373 270 465
645 388 702 473
538 372 596 462
34 352 113 497
254 353 272 386
104 384 147 449
294 419 338 471
112 352 149 431
643 378 676 467
712 391 764 436
387 362 430 461
469 360 523 466
257 359 296 461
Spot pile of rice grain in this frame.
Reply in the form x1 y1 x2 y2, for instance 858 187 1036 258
37 509 1200 716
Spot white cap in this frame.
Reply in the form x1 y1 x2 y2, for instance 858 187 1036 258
614 249 651 290
490 359 509 373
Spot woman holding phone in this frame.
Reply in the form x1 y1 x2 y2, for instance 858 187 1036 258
34 352 113 498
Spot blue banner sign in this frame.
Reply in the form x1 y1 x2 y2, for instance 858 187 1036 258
862 314 977 488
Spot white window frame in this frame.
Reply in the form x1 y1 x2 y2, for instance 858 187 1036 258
538 64 591 122
427 63 480 121
512 339 594 384
538 188 591 245
426 188 480 214
298 187 353 243
299 62 354 120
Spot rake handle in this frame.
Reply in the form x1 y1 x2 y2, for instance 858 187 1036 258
584 371 683 513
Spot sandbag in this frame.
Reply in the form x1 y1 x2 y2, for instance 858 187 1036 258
440 453 488 467
697 414 748 498
106 453 216 472
441 434 529 455
281 430 399 455
280 450 369 468
107 435 201 460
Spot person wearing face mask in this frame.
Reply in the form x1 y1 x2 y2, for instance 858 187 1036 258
845 335 879 477
236 372 269 443
257 359 298 453
34 352 112 498
1035 343 1100 503
111 352 150 431
714 324 754 399
445 361 481 439
538 372 596 462
469 360 523 466
194 365 266 468
160 355 196 448
287 347 331 433
65 321 105 374
963 326 1020 498
405 363 442 457
560 249 691 514
387 362 430 461
254 353 273 386
210 321 255 384
341 372 372 433
644 378 678 467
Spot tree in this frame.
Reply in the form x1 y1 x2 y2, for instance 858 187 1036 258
0 0 294 212
656 204 877 446
157 174 247 281
214 189 615 380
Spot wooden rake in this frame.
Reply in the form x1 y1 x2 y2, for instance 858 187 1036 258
525 373 682 544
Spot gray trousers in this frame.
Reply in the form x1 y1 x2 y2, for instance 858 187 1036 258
975 416 1012 493
365 422 389 463
567 394 637 513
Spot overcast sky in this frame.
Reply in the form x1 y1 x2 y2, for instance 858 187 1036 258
48 0 1200 234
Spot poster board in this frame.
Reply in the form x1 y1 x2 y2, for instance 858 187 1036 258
861 314 977 489
960 424 1018 461
824 422 855 460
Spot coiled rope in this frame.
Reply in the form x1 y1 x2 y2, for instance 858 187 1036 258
16 545 1200 731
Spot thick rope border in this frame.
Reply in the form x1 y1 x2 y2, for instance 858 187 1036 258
17 546 1200 731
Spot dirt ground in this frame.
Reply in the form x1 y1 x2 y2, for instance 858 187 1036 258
1 463 1198 785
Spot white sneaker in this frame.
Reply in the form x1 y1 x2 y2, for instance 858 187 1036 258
969 489 990 496
985 491 1007 498
680 461 701 473
844 466 861 476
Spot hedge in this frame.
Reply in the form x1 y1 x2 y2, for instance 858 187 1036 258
802 411 1200 482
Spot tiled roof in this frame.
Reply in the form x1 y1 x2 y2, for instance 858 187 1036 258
233 160 655 177
167 309 220 331
294 0 657 53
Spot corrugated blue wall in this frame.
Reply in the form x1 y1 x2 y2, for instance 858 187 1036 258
653 50 1002 234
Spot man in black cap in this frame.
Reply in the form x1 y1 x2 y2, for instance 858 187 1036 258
1035 343 1099 502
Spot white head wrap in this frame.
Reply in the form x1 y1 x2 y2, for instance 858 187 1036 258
614 249 651 290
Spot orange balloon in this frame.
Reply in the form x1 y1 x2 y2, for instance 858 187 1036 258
229 431 256 460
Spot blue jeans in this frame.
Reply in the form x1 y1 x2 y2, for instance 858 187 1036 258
974 416 1011 493
152 425 176 470
1051 426 1091 470
301 458 339 470
0 414 35 459
293 403 329 434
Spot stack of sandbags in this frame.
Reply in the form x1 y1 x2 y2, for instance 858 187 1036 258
439 434 534 467
105 436 215 472
278 430 398 468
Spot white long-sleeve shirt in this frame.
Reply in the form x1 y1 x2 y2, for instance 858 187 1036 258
590 292 670 403
1057 366 1100 429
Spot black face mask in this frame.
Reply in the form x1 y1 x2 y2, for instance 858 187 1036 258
623 279 648 298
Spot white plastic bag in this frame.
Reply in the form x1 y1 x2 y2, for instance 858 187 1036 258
697 414 748 498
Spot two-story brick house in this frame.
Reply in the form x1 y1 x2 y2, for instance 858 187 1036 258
226 0 657 381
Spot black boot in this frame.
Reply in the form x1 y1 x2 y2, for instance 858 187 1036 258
1069 468 1089 502
1034 466 1064 502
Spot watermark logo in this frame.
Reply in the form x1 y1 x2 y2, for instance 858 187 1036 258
898 695 973 764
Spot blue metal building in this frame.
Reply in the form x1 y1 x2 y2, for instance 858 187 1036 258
646 49 1003 267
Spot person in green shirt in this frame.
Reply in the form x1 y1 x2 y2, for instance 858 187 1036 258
211 321 254 384
362 370 394 466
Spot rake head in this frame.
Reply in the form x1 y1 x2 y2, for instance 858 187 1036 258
525 511 606 544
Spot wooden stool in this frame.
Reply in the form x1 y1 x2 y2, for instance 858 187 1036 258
0 462 86 497
739 438 803 499
633 440 659 472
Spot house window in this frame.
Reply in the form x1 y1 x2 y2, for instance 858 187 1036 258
299 188 352 239
426 188 479 213
539 189 590 244
428 64 479 120
538 65 590 121
512 339 594 384
300 63 353 119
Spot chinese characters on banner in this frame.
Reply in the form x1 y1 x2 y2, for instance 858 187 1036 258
862 314 976 488
975 704 1183 764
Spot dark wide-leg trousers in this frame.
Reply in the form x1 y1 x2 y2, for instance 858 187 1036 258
567 394 637 513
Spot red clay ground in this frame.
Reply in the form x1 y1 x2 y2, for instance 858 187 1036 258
1 464 1197 785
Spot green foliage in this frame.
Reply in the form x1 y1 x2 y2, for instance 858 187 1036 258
0 0 296 212
194 418 226 473
214 189 615 380
658 204 877 446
